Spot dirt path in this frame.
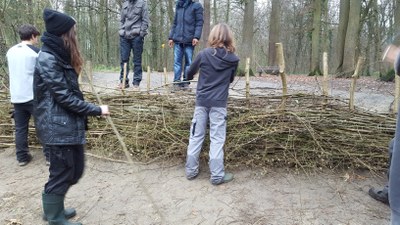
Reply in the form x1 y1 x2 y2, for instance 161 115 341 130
0 148 390 225
0 73 394 225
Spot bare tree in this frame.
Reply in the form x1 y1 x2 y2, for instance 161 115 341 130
268 0 281 67
241 0 255 65
202 0 211 49
335 0 350 74
310 0 323 75
342 0 361 77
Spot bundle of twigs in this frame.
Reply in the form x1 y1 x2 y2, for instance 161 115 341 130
0 89 395 172
84 92 395 172
0 90 15 148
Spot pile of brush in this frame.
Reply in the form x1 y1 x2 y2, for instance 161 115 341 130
0 89 395 172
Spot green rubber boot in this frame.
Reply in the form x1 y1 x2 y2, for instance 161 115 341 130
42 208 76 221
42 193 82 225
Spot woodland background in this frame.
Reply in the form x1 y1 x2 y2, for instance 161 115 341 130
1 0 400 81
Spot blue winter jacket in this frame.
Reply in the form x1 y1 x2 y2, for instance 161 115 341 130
169 0 204 44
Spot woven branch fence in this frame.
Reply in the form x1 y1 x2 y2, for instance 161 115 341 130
0 88 396 172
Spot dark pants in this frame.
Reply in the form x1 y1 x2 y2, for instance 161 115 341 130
44 145 84 195
13 102 32 162
13 101 49 162
119 36 144 86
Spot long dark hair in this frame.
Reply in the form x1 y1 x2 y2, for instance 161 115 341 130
62 26 83 74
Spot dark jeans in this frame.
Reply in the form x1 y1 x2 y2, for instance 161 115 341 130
13 101 49 162
13 102 32 162
119 36 144 86
173 43 194 86
44 145 84 195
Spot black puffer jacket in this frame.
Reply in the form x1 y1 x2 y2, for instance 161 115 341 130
33 35 101 145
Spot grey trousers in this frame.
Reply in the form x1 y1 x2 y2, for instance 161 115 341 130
185 107 227 184
392 210 400 225
390 105 400 223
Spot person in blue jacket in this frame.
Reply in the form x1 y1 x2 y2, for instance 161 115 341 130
391 52 400 225
34 9 110 224
168 0 203 90
185 23 239 185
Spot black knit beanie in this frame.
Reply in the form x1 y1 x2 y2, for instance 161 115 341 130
43 8 76 36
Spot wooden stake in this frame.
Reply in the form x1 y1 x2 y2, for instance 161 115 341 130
163 67 168 93
147 66 151 93
322 52 329 96
86 61 133 164
322 52 329 108
395 75 400 113
276 43 287 108
245 57 250 98
349 57 365 110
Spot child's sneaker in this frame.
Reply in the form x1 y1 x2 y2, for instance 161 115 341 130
117 82 129 89
132 85 140 92
212 172 234 185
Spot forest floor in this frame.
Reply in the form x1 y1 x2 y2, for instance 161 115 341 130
0 72 394 225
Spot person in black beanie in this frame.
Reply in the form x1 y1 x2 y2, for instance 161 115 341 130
34 8 110 225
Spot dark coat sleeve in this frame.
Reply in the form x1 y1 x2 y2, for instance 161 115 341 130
37 54 101 116
193 3 204 40
230 64 238 83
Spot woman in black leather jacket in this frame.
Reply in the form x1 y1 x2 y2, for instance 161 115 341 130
34 9 109 225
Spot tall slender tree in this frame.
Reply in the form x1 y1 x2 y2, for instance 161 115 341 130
335 0 350 74
202 0 211 49
268 0 281 67
342 0 361 77
241 0 255 66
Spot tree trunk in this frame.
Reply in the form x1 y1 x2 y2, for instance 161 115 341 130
150 0 160 70
202 0 211 49
342 0 361 77
310 0 322 75
335 0 350 74
241 0 255 66
167 0 174 24
268 0 280 67
395 0 400 35
225 0 230 23
104 0 110 66
213 0 217 25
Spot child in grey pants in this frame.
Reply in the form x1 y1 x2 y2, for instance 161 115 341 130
184 23 239 185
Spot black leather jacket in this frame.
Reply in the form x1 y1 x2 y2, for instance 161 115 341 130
33 46 101 145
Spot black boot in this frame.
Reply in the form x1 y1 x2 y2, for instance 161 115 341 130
368 187 389 206
42 193 82 225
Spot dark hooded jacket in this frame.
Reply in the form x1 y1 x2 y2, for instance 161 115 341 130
33 32 102 145
187 47 240 108
168 0 204 44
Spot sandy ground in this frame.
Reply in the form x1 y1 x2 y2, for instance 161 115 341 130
0 148 390 225
0 72 394 225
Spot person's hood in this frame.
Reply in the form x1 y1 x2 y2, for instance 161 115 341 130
177 0 191 8
204 48 240 71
